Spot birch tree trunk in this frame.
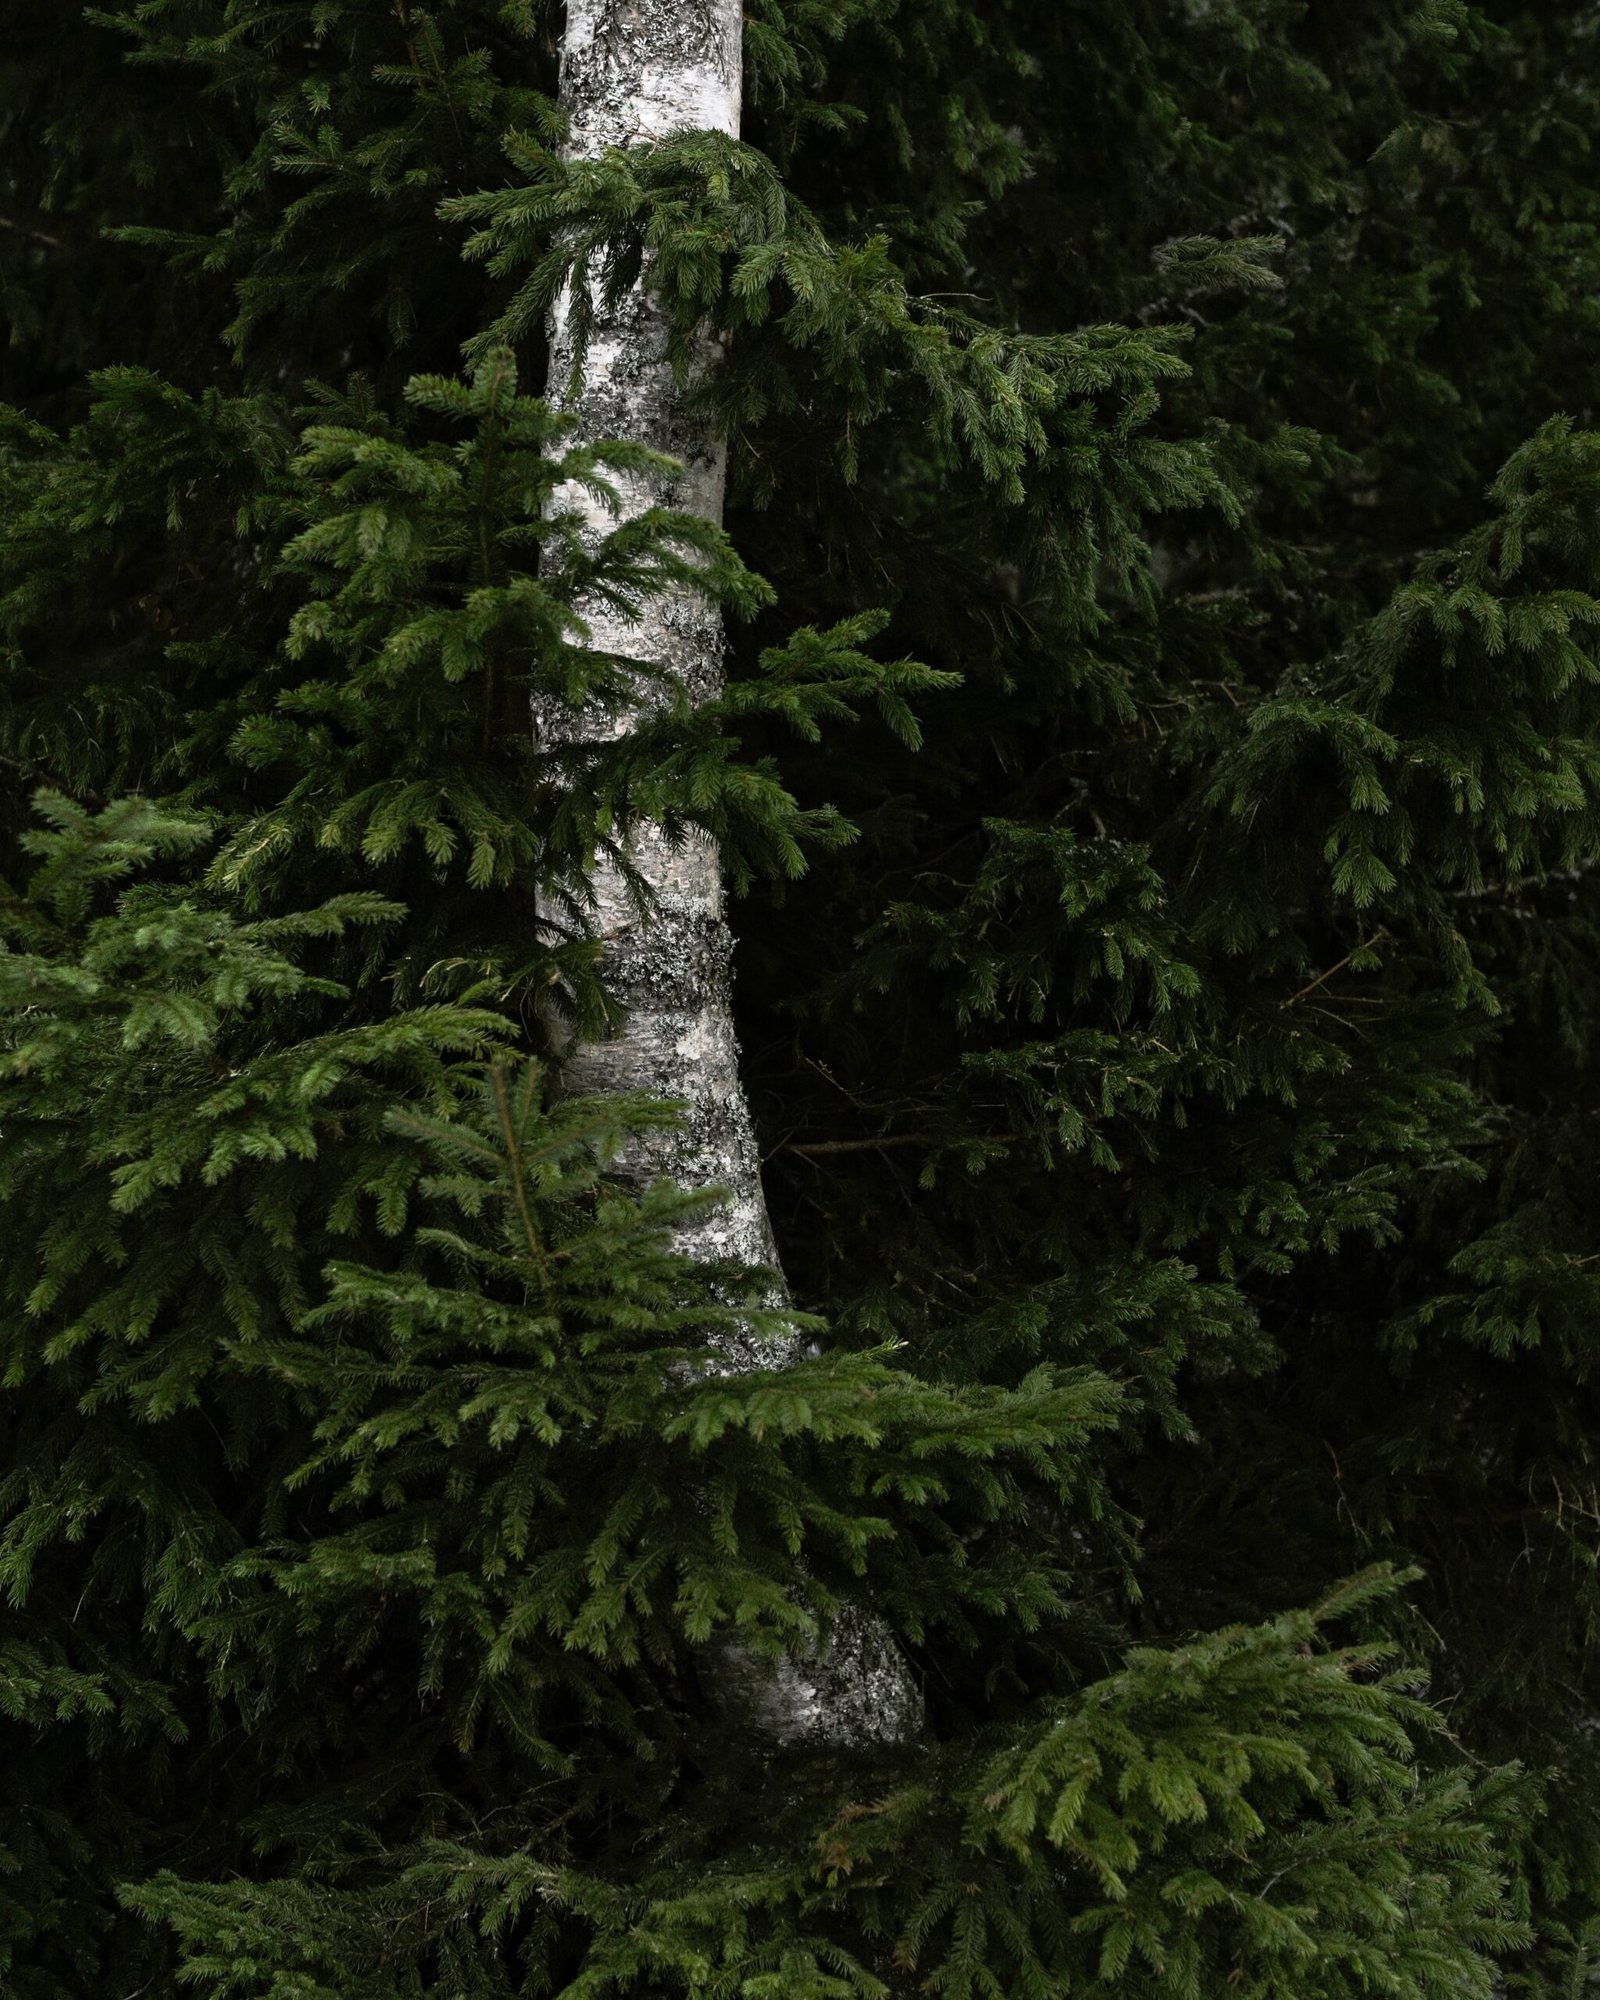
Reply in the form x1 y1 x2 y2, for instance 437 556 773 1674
541 2 921 1749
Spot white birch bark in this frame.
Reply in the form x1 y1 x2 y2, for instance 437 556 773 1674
542 0 921 1748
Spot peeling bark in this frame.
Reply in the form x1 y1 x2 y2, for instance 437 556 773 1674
542 0 922 1747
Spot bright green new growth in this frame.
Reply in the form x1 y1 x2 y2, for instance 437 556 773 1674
5 0 1600 1995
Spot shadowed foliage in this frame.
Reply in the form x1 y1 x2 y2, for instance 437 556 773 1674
4 1 1600 1993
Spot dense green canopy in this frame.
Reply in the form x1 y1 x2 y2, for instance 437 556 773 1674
4 2 1600 1993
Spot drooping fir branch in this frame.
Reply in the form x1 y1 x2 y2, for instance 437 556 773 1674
122 1568 1533 2000
446 125 1231 510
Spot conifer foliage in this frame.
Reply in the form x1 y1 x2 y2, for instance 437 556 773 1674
4 1 1600 1994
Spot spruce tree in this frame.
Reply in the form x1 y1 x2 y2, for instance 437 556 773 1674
3 3 1599 1997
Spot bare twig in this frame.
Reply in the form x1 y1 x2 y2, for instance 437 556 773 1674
1282 931 1387 1009
779 1132 1016 1158
781 1134 942 1157
0 213 63 249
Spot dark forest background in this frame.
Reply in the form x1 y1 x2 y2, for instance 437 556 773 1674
5 4 1600 1994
